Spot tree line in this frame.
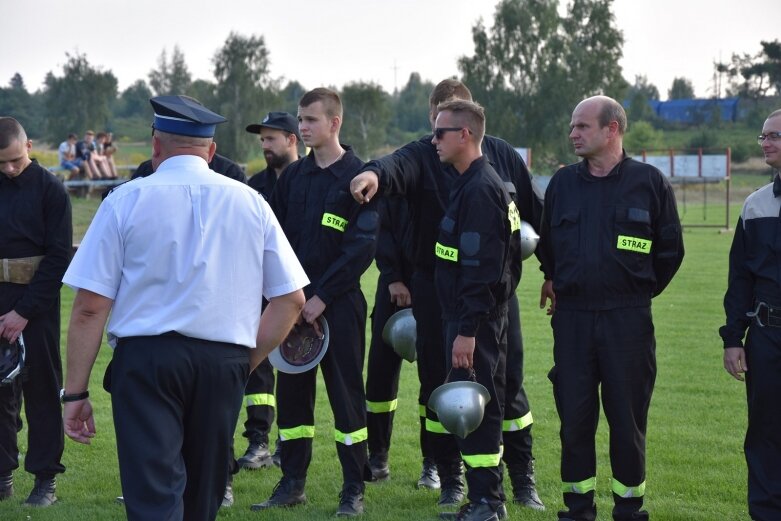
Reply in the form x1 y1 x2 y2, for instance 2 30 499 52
1 0 779 169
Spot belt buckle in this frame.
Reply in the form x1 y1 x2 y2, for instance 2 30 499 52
768 306 781 328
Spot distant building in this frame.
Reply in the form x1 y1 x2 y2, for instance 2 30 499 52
624 97 740 124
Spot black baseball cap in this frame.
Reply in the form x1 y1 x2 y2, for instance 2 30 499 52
246 112 301 141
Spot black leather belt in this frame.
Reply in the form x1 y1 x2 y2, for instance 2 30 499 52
747 301 781 328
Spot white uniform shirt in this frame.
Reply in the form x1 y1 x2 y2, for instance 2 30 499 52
63 155 308 348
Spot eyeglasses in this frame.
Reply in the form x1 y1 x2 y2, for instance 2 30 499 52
757 131 781 145
433 127 470 140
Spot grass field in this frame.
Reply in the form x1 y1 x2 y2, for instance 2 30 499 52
0 199 755 520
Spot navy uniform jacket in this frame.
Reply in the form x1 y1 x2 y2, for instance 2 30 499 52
365 134 544 279
539 155 684 310
269 147 379 304
248 167 277 200
434 157 515 337
0 160 72 317
719 175 781 347
375 196 414 285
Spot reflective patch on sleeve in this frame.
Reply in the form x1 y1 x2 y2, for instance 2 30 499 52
322 212 348 232
435 242 458 262
460 232 481 256
616 235 651 254
508 201 521 233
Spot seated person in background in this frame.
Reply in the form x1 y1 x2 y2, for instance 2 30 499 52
95 132 118 179
58 133 82 179
75 131 103 180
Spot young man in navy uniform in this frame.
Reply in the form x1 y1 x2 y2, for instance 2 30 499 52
350 79 545 513
0 117 72 507
431 99 517 521
61 95 308 521
721 108 781 521
539 96 683 521
251 88 379 517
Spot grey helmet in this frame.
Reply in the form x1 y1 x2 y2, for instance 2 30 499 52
428 378 491 438
268 316 329 374
519 220 540 261
382 308 417 363
0 333 25 385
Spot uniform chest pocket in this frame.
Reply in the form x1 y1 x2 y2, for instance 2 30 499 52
322 190 353 233
614 207 653 255
551 209 580 257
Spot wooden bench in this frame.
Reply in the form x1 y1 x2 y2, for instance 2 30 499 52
48 165 135 198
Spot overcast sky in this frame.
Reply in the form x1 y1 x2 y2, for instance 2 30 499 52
2 0 778 101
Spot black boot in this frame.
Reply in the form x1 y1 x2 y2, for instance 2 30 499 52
437 460 465 509
509 460 545 511
238 441 273 470
336 481 365 517
439 501 499 521
250 476 306 510
24 476 57 507
271 438 281 467
368 452 390 482
0 473 12 501
417 457 440 489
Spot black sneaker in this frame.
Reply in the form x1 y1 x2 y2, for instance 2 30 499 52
439 502 498 521
24 477 57 507
0 473 12 501
368 453 389 482
250 476 306 510
336 482 364 517
417 458 440 490
221 476 234 508
238 441 273 470
271 440 281 467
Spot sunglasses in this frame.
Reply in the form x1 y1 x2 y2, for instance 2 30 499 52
757 132 781 145
433 127 470 140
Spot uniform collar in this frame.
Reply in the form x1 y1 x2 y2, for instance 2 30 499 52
155 154 211 174
302 145 355 178
578 151 629 179
0 159 39 187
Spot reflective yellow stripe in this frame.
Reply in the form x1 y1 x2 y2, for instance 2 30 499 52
419 404 426 418
322 212 348 232
562 477 597 494
245 393 276 408
335 427 368 445
435 242 458 262
616 235 651 254
508 201 520 233
366 399 398 413
503 411 533 432
279 425 315 441
425 418 448 434
612 478 646 498
462 452 501 468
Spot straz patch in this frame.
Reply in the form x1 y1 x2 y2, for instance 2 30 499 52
617 235 652 254
435 242 459 262
508 201 521 233
321 213 348 232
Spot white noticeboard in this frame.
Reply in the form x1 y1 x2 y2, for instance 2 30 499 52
640 154 728 179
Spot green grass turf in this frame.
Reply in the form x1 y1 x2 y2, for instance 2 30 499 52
0 206 752 520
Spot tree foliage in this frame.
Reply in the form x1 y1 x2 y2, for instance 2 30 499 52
668 77 695 100
626 75 659 123
341 81 391 159
716 39 781 100
458 0 626 165
0 74 45 138
148 46 192 96
212 32 277 162
43 52 118 143
116 80 153 119
392 73 434 134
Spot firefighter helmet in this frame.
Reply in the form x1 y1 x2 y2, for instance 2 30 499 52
0 334 25 385
519 220 540 261
268 316 329 374
428 378 491 439
382 308 417 363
